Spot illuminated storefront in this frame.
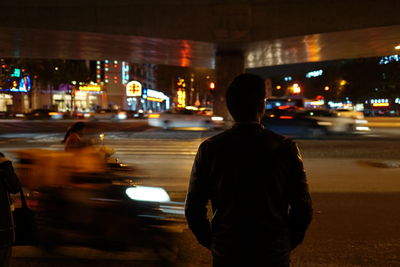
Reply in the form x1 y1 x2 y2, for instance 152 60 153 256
0 94 12 112
125 80 169 112
52 84 103 112
126 80 142 111
142 88 169 112
0 75 32 112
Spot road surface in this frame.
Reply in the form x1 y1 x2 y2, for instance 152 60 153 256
1 124 400 266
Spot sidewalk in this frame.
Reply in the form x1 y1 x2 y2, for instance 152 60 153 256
304 158 400 193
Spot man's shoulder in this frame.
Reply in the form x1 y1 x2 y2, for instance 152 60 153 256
198 130 229 149
259 128 295 150
200 127 293 148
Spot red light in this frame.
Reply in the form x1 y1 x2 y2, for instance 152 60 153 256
278 105 292 110
280 116 293 119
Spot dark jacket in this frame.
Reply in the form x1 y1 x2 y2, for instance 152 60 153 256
185 123 312 260
0 154 21 248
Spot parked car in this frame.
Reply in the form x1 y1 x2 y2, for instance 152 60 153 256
24 109 64 120
148 108 224 130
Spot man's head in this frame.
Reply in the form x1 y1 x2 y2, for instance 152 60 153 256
226 73 266 122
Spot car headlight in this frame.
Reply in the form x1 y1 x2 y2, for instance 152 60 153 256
117 112 127 120
125 186 170 202
317 121 333 126
355 119 368 124
211 116 223 121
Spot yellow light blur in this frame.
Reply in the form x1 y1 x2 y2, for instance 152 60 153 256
310 101 324 106
340 80 347 86
292 83 301 94
79 85 101 92
148 114 161 119
147 97 163 102
324 86 330 91
395 45 400 50
372 103 389 107
75 91 88 97
177 89 186 108
276 85 281 90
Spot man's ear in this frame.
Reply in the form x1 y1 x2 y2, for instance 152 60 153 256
257 101 266 118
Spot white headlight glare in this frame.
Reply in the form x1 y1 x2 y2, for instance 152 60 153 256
211 116 223 121
317 121 333 126
118 113 127 120
125 186 170 202
355 119 368 124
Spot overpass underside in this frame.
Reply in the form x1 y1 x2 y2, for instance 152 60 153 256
2 0 400 117
1 25 400 69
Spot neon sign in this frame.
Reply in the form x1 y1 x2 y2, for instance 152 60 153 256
126 81 142 97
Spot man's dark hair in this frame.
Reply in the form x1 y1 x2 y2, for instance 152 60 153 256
226 73 266 121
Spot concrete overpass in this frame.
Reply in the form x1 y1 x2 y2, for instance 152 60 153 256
1 0 400 116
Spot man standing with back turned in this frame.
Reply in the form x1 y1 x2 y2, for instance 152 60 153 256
185 73 313 267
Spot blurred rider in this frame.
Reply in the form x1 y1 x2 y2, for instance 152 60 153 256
62 122 89 152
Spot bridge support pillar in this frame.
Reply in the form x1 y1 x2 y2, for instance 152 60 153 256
214 50 245 124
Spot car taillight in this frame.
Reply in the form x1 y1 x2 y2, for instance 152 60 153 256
148 114 160 119
279 116 293 119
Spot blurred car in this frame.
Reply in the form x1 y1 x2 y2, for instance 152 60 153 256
295 109 370 134
73 111 93 119
262 109 328 137
0 111 25 119
147 108 224 130
91 109 127 121
262 108 370 137
24 109 64 120
122 109 147 119
335 108 365 120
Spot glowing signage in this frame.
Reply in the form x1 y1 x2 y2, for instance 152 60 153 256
177 89 186 108
379 54 400 64
372 103 389 107
147 89 166 100
291 83 301 94
11 68 21 77
126 81 142 97
122 61 130 85
305 69 323 78
79 84 101 92
9 76 31 92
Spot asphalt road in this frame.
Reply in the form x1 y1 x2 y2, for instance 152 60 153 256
1 121 400 266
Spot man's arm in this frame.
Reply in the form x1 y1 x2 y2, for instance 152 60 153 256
281 140 313 249
185 141 212 248
0 159 22 194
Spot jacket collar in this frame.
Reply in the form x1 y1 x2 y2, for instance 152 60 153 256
232 122 264 130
